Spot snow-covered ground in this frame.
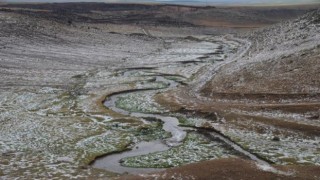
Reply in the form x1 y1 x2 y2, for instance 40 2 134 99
1 6 320 179
0 10 234 178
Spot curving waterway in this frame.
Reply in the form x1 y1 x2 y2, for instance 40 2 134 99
92 75 187 174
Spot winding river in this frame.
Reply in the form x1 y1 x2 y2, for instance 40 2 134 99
92 75 187 174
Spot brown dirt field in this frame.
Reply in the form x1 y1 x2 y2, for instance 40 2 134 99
201 49 320 95
116 158 320 180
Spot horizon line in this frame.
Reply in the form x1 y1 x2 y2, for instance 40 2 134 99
1 1 320 7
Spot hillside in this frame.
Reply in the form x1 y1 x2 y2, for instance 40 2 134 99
202 9 320 95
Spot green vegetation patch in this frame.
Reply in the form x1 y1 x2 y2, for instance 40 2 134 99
115 92 167 113
177 115 209 127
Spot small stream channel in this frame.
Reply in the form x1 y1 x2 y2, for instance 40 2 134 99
92 75 187 174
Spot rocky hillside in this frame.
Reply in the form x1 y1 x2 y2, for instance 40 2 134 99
202 9 320 96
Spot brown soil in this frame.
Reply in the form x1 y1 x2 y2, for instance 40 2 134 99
117 158 320 180
202 48 320 95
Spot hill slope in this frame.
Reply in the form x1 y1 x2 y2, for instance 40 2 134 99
202 9 320 95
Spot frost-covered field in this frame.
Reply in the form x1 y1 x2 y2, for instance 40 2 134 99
0 10 234 178
1 5 320 179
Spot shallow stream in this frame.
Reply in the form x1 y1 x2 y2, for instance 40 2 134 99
92 75 187 174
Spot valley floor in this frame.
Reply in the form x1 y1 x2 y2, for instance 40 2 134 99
0 4 319 179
